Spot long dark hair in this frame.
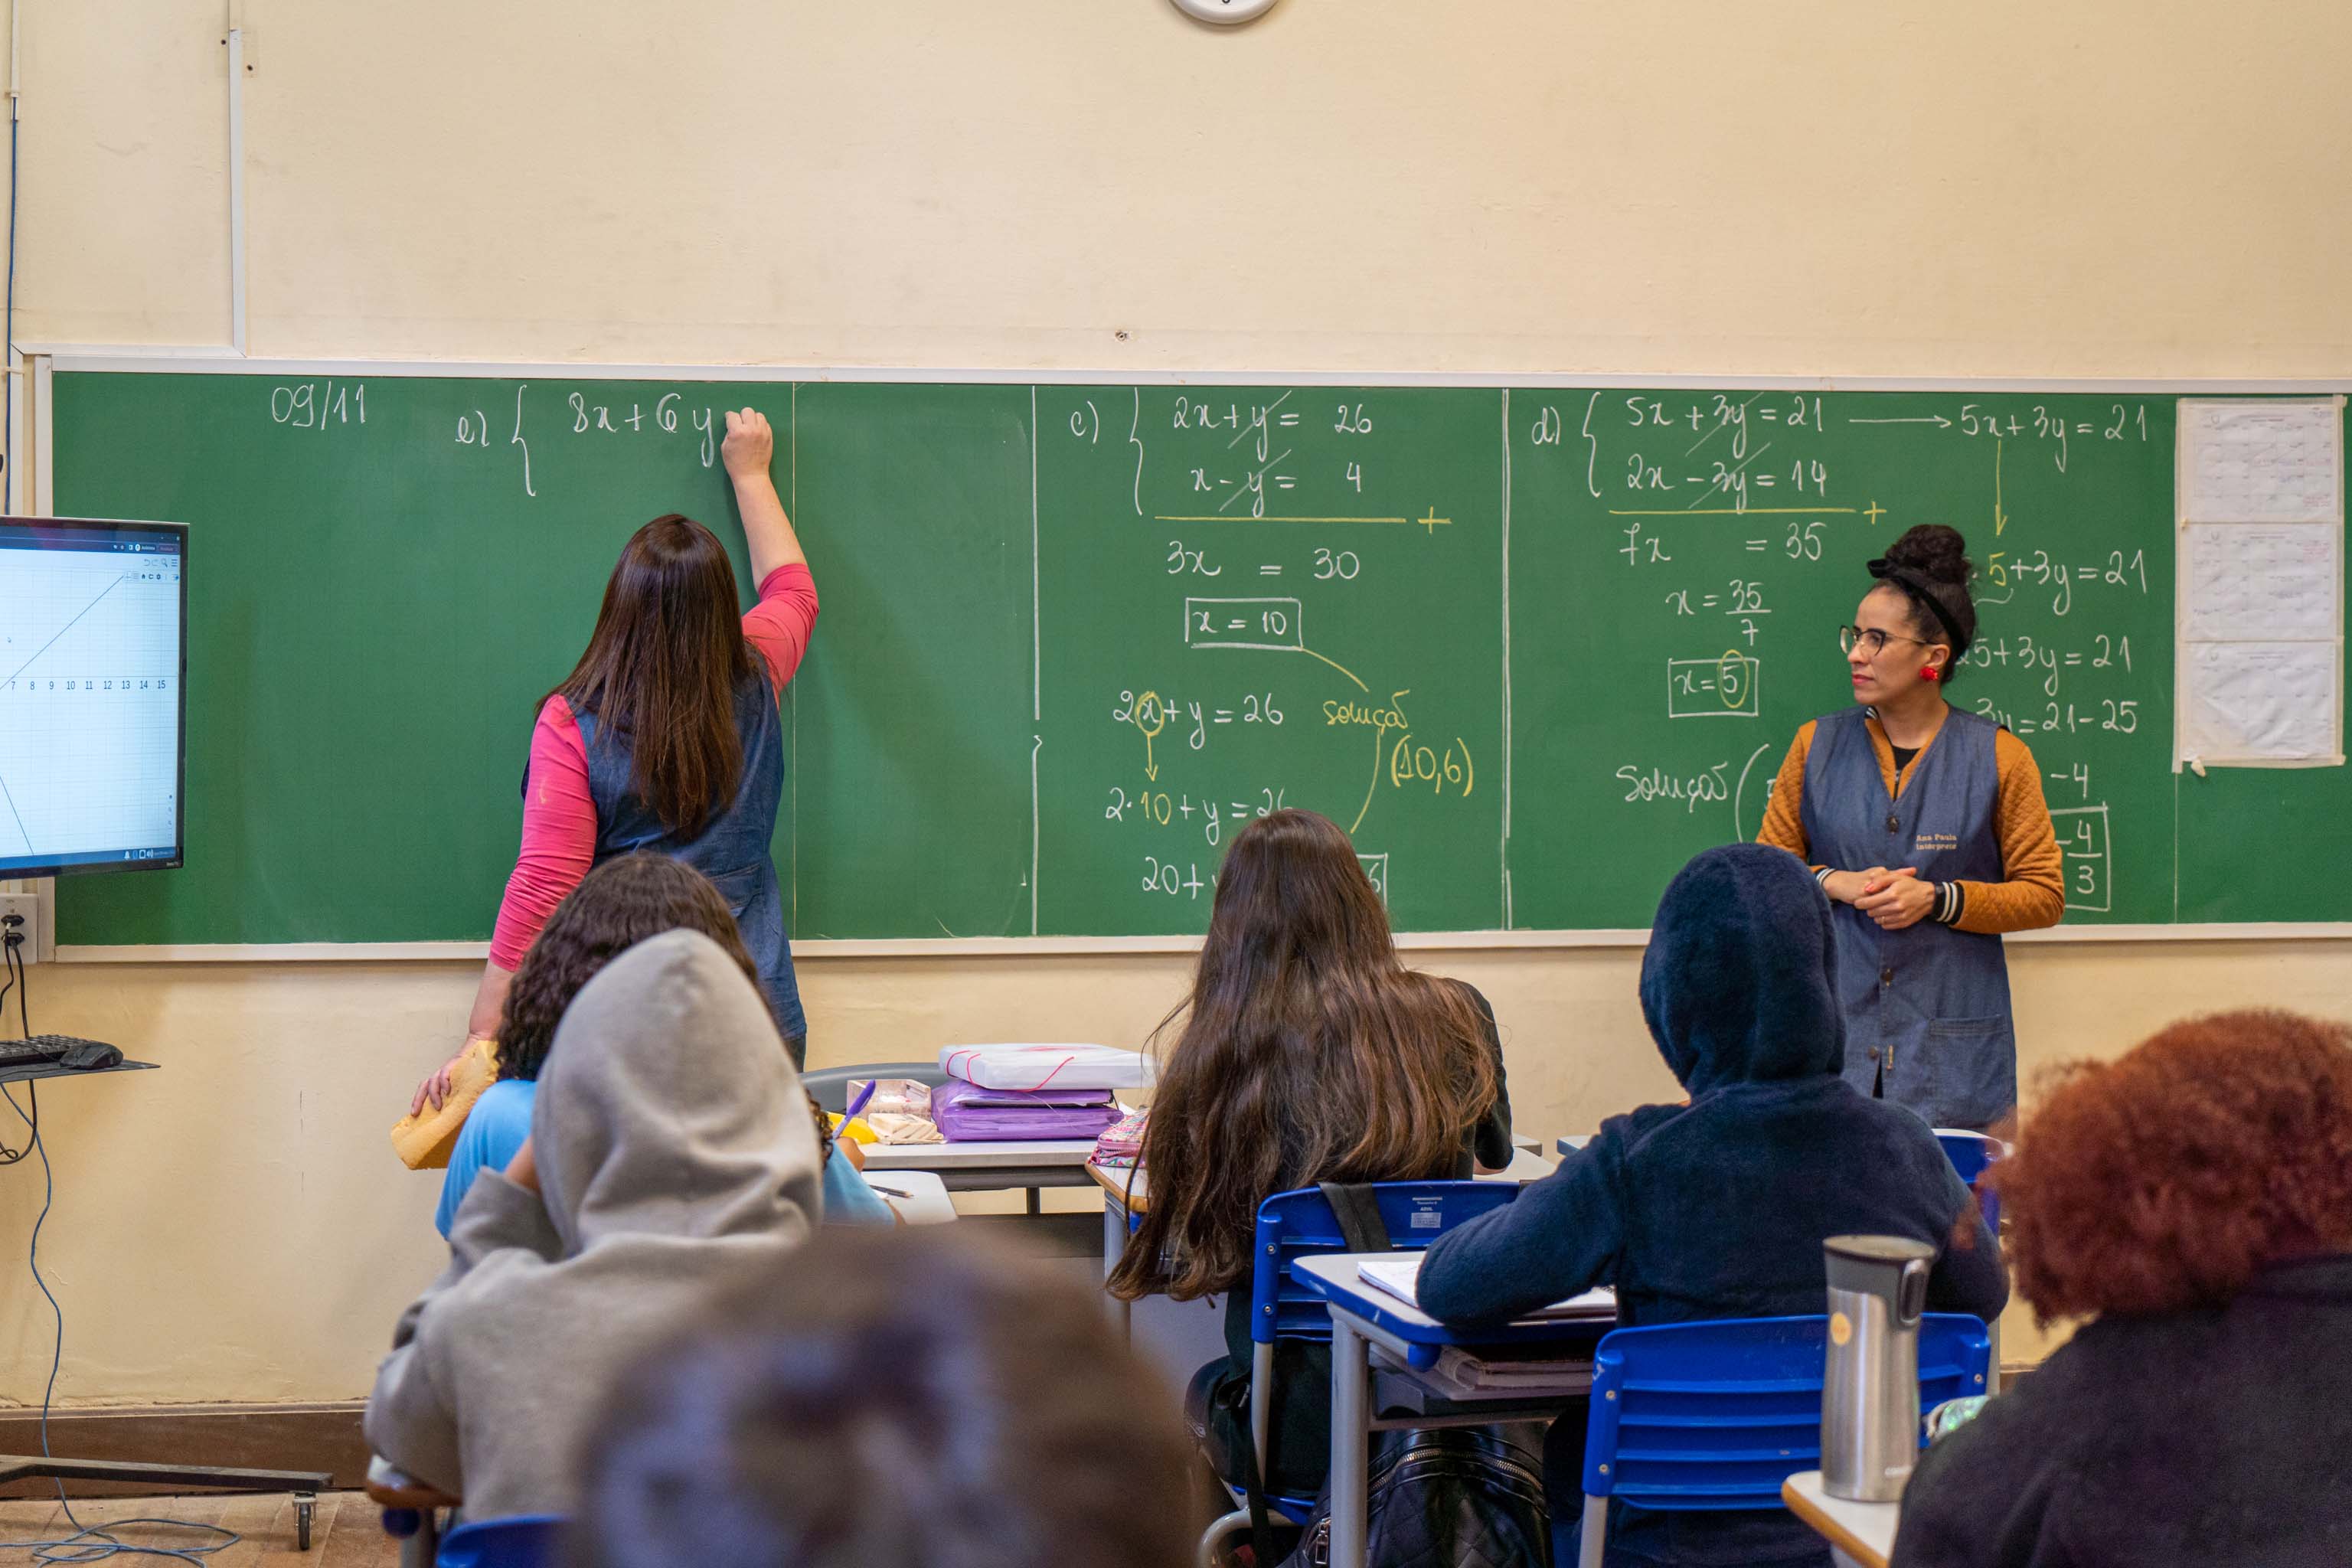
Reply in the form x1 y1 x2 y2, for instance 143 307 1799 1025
1107 809 1497 1301
1869 524 1978 680
554 514 759 838
495 852 757 1083
573 1229 1195 1568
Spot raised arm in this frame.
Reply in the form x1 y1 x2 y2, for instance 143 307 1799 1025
720 408 805 586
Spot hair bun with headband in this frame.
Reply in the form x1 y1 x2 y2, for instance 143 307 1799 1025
1867 524 1977 676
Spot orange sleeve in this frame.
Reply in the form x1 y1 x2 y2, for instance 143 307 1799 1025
1949 729 2065 934
1755 722 1818 866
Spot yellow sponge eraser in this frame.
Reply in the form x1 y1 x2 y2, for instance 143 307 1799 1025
390 1037 500 1171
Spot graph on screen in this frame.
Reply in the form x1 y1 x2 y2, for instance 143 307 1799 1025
0 520 185 876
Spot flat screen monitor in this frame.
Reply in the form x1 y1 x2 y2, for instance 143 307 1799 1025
0 517 187 878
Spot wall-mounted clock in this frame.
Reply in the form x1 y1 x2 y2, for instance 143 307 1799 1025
1171 0 1281 25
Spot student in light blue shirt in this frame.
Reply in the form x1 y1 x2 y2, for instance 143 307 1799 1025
440 1078 893 1233
433 852 895 1233
818 1126 897 1227
435 1079 539 1237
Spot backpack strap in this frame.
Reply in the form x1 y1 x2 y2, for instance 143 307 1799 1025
1318 1182 1393 1253
1204 1362 1291 1567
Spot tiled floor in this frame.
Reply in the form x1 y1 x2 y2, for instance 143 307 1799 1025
0 1491 400 1566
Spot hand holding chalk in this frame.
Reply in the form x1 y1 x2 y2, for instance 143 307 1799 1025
721 407 774 480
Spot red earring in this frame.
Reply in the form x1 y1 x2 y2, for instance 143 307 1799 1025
1920 665 1943 682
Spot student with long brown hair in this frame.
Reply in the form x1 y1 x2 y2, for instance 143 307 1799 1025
413 407 817 1112
1106 808 1509 1501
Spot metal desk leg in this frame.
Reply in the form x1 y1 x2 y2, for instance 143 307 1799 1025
397 1508 442 1568
1328 1315 1371 1568
1101 1197 1132 1337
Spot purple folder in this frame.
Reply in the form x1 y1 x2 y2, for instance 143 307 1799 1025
931 1078 1122 1142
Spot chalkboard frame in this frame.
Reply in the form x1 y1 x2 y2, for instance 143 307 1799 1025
29 355 2352 960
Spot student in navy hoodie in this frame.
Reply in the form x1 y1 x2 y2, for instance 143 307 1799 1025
1419 842 2007 1567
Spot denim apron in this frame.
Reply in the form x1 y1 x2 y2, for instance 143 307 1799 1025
557 673 805 1060
1799 706 2014 1129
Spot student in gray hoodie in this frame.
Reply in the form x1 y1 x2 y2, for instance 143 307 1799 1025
366 928 822 1522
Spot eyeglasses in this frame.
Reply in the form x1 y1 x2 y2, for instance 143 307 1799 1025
1838 625 1935 658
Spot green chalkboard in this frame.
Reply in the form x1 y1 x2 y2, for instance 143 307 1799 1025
46 371 2350 945
1511 390 2186 926
1035 387 1504 935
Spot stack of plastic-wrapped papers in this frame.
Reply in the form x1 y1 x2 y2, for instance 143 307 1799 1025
930 1044 1152 1142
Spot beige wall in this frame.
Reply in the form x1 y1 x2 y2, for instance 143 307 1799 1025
15 0 2352 373
2 0 2349 1405
5 939 2349 1400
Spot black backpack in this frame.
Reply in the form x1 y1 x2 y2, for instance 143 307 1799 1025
1282 1425 1552 1568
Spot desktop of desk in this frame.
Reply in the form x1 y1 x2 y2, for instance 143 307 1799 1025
858 1136 1100 1220
1782 1470 1899 1568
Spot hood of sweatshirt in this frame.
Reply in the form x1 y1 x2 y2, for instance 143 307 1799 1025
1638 844 1844 1096
365 928 823 1523
534 928 822 1255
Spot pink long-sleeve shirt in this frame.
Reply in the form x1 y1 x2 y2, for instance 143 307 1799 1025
488 564 817 971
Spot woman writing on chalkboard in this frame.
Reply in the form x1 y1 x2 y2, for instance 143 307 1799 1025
413 407 817 1113
1755 524 2062 1131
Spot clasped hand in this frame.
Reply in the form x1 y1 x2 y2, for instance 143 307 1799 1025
1848 865 1936 931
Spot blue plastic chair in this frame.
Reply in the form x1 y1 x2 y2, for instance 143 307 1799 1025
437 1515 564 1568
1197 1179 1522 1567
1934 1129 2007 1234
1573 1314 1991 1568
1936 1129 2010 1390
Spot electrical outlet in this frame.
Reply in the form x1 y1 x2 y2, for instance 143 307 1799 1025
0 893 39 963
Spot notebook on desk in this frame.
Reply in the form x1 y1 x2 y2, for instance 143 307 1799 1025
1357 1256 1616 1320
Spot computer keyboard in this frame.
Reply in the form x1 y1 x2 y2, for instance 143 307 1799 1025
0 1034 122 1070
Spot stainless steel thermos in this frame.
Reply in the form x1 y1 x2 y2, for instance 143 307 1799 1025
1821 1233 1935 1502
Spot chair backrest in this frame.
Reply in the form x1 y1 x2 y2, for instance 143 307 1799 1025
1935 1129 2007 1233
1248 1180 1521 1347
1580 1314 1991 1508
802 1063 949 1114
438 1514 564 1568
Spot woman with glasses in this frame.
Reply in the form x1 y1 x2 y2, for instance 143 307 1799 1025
1755 524 2062 1130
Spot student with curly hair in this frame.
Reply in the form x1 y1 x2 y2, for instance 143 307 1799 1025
433 852 890 1237
1893 1009 2352 1567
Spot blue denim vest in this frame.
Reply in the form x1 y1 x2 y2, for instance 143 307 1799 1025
1798 706 2014 1129
560 674 805 1056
